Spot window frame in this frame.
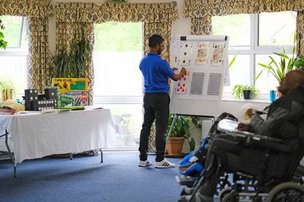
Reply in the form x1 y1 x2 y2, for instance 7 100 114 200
220 13 295 99
0 16 29 97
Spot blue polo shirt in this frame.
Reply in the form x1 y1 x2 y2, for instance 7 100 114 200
139 53 175 94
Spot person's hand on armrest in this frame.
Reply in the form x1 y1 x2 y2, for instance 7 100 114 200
237 123 252 131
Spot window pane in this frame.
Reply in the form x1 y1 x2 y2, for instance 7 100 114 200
224 55 250 92
94 22 143 96
259 11 296 46
0 55 27 96
255 55 280 93
101 104 143 147
93 52 143 96
212 14 250 47
94 22 143 52
0 16 23 48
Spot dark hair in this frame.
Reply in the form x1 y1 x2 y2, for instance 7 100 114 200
278 68 304 95
149 34 164 48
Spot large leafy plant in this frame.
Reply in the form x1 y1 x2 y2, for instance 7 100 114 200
167 114 196 151
0 19 8 49
52 34 90 78
256 36 304 83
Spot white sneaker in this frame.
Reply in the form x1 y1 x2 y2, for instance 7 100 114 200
138 160 152 167
155 159 175 168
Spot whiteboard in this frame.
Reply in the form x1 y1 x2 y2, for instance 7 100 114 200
169 35 229 117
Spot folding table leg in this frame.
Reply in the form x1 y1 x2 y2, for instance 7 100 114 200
13 166 16 178
3 130 16 177
100 148 103 163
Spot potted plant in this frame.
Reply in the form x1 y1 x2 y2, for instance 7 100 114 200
256 36 304 84
232 84 258 100
256 52 304 84
0 19 8 49
256 46 304 99
52 37 90 78
166 114 195 156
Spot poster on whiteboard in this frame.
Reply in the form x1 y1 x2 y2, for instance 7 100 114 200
169 35 229 117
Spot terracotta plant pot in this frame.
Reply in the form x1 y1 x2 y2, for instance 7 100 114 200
166 137 185 155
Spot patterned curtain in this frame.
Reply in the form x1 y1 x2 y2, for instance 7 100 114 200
0 0 53 92
56 2 177 23
56 22 95 105
56 2 178 104
191 16 212 35
27 17 52 92
0 0 53 17
144 22 173 62
297 11 304 57
185 0 304 16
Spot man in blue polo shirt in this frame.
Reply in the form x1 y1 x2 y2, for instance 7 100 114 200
138 34 186 168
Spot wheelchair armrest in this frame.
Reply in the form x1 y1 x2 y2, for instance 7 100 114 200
252 139 292 153
217 119 284 142
223 131 291 153
224 130 283 143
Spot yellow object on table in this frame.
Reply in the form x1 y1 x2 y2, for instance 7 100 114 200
0 99 25 113
2 89 14 101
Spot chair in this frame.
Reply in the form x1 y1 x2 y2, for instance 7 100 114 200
209 118 304 202
178 116 304 202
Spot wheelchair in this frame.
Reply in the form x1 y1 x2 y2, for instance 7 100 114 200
177 114 238 196
178 118 304 202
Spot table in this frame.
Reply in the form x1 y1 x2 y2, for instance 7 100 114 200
0 108 117 176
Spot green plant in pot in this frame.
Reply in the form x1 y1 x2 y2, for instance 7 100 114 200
51 32 90 78
166 114 195 156
256 36 304 86
232 85 258 100
256 51 304 84
256 46 304 100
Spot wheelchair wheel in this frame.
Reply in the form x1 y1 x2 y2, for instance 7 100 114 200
216 175 232 195
218 187 232 202
222 192 238 202
267 182 304 202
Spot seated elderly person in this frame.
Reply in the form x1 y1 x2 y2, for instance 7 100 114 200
196 69 304 202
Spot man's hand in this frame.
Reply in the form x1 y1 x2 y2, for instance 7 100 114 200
171 67 187 81
180 67 187 76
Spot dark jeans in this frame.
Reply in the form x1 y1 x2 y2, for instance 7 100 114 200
139 93 170 162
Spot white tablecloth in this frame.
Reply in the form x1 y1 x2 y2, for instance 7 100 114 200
0 109 117 164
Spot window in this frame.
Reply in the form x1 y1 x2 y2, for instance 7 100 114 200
0 16 28 97
212 11 296 97
93 22 143 148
